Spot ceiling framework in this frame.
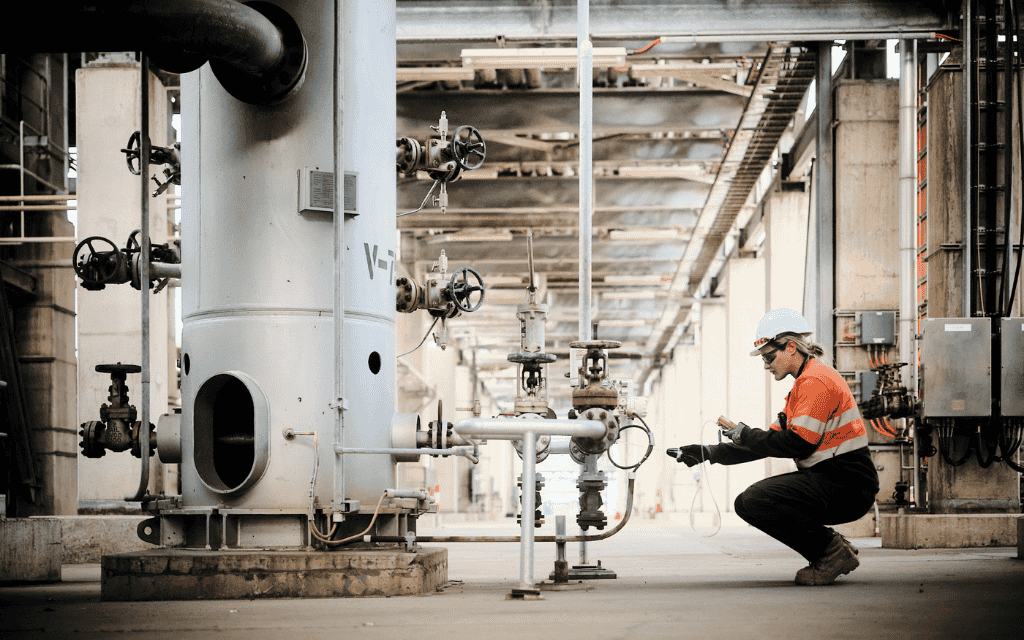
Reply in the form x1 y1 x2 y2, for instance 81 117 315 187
393 0 954 413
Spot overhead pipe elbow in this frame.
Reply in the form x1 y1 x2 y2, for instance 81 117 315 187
137 0 308 105
17 1 306 105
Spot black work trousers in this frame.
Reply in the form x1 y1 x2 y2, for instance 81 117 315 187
733 469 876 563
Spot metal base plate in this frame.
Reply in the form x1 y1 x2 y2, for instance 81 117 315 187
507 588 544 600
549 564 617 581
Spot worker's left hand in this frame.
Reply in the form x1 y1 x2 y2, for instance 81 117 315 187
720 422 747 444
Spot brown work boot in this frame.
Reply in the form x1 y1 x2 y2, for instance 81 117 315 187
794 533 860 585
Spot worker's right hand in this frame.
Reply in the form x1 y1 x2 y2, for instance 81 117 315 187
666 444 711 467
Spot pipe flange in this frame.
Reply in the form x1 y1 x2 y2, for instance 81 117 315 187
210 1 308 105
570 408 619 455
396 138 421 174
396 277 420 313
514 434 551 464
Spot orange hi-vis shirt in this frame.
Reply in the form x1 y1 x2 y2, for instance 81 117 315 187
772 357 869 469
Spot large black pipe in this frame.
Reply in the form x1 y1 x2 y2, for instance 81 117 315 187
9 0 306 104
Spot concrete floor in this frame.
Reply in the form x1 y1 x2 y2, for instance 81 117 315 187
2 515 1022 640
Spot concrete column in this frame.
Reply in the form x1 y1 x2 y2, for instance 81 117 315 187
764 184 809 477
723 257 767 506
698 302 729 511
75 62 171 507
6 53 77 517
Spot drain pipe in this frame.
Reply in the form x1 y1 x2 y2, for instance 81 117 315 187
127 54 152 502
898 39 921 508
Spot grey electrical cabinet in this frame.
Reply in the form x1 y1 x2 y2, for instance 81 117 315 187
1002 318 1024 417
859 311 896 345
921 318 992 418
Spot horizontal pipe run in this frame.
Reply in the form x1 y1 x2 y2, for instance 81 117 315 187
0 194 75 202
372 475 636 544
385 489 429 500
0 237 77 244
453 417 606 439
149 262 182 279
659 31 938 43
333 445 479 462
0 205 76 211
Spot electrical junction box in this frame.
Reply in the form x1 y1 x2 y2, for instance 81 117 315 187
1001 318 1024 417
858 310 896 345
857 370 879 403
298 167 358 216
921 318 992 418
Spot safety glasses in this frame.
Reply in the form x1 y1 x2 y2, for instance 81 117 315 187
761 345 781 365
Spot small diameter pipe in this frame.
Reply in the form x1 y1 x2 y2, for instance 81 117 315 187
333 0 347 515
453 417 605 438
333 445 479 463
127 54 152 502
372 475 636 544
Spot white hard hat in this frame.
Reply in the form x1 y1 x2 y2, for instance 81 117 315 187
749 308 813 356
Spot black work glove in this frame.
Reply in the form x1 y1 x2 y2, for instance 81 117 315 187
666 444 711 467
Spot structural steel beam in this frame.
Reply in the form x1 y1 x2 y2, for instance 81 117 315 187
396 0 952 42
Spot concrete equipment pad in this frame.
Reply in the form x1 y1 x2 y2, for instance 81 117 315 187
882 513 1021 548
100 547 446 600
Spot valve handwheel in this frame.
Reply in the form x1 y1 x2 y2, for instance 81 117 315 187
121 131 142 176
448 267 485 313
451 125 486 171
73 236 123 288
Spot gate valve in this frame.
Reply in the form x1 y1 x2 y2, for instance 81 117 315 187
79 363 155 459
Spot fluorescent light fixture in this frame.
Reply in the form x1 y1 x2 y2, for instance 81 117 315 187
428 231 513 243
608 228 688 240
461 47 627 70
616 165 716 183
483 275 528 285
598 319 648 327
603 290 659 300
603 274 666 285
396 67 476 82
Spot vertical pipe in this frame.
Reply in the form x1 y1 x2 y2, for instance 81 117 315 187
815 42 835 364
899 40 918 392
18 120 24 238
1002 0 1015 315
578 0 593 343
964 0 975 317
128 53 152 501
577 0 593 566
333 0 347 513
519 429 536 589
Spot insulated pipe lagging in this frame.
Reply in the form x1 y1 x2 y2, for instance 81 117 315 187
13 0 305 105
